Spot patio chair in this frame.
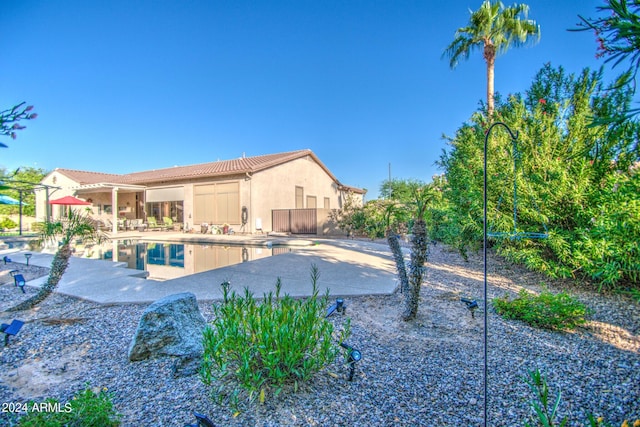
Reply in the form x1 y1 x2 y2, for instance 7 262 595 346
127 219 142 231
163 217 179 231
101 219 113 231
146 217 164 231
1 319 24 346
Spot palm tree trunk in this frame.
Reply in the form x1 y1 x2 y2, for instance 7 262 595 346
402 219 428 321
7 243 72 312
387 231 409 294
484 43 496 117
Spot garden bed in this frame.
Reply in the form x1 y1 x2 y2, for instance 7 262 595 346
0 243 638 426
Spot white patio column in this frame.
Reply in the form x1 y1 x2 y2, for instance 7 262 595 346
112 187 119 234
112 240 119 262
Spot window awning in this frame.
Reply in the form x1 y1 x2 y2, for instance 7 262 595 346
146 187 184 202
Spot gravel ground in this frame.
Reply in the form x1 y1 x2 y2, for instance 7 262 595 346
0 242 638 426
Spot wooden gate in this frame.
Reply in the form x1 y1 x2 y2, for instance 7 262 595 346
272 208 317 234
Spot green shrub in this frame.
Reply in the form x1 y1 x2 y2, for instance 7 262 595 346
523 368 640 427
201 265 349 406
493 288 590 330
17 386 121 426
0 216 18 230
523 368 568 427
438 63 640 290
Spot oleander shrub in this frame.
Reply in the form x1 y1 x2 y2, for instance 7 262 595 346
201 265 350 406
493 288 590 330
17 386 121 427
437 63 640 290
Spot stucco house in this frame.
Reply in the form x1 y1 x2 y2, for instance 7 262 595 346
35 149 365 235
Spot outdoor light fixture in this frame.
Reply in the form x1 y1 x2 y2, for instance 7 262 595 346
325 298 346 318
460 297 479 318
10 271 26 293
340 342 362 381
2 256 10 265
186 411 216 427
24 253 32 266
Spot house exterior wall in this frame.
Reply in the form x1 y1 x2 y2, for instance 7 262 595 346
35 152 362 235
248 155 341 233
34 171 81 221
164 157 344 234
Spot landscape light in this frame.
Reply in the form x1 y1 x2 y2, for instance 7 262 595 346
460 297 479 318
325 298 346 318
24 253 32 266
340 342 362 381
186 411 216 427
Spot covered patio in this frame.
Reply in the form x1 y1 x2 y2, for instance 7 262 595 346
73 182 147 234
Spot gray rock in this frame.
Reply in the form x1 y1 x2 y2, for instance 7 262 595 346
128 292 206 362
171 356 202 378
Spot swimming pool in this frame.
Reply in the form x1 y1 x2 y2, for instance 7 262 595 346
72 239 293 280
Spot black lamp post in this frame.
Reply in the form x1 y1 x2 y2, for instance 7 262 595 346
483 122 519 427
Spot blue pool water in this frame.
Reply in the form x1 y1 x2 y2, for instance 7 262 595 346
73 240 292 280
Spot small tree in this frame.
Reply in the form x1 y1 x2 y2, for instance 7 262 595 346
0 102 37 147
402 187 432 321
0 167 48 216
379 179 434 321
6 209 106 312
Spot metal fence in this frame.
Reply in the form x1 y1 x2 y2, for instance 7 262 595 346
272 208 317 234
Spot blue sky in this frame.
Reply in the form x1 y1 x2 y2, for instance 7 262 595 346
1 1 612 199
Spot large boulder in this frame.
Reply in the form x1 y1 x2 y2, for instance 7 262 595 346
128 292 206 362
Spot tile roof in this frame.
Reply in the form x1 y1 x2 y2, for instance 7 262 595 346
52 169 128 185
53 149 364 193
124 149 329 184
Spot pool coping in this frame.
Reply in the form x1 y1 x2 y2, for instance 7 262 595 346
2 234 401 304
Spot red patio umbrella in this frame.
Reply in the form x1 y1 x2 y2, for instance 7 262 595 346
48 195 92 205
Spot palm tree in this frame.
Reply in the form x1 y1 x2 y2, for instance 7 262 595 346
381 183 432 321
402 187 431 321
383 202 410 295
443 1 540 117
7 209 106 312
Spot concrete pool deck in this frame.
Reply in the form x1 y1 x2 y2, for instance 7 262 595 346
1 233 401 304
